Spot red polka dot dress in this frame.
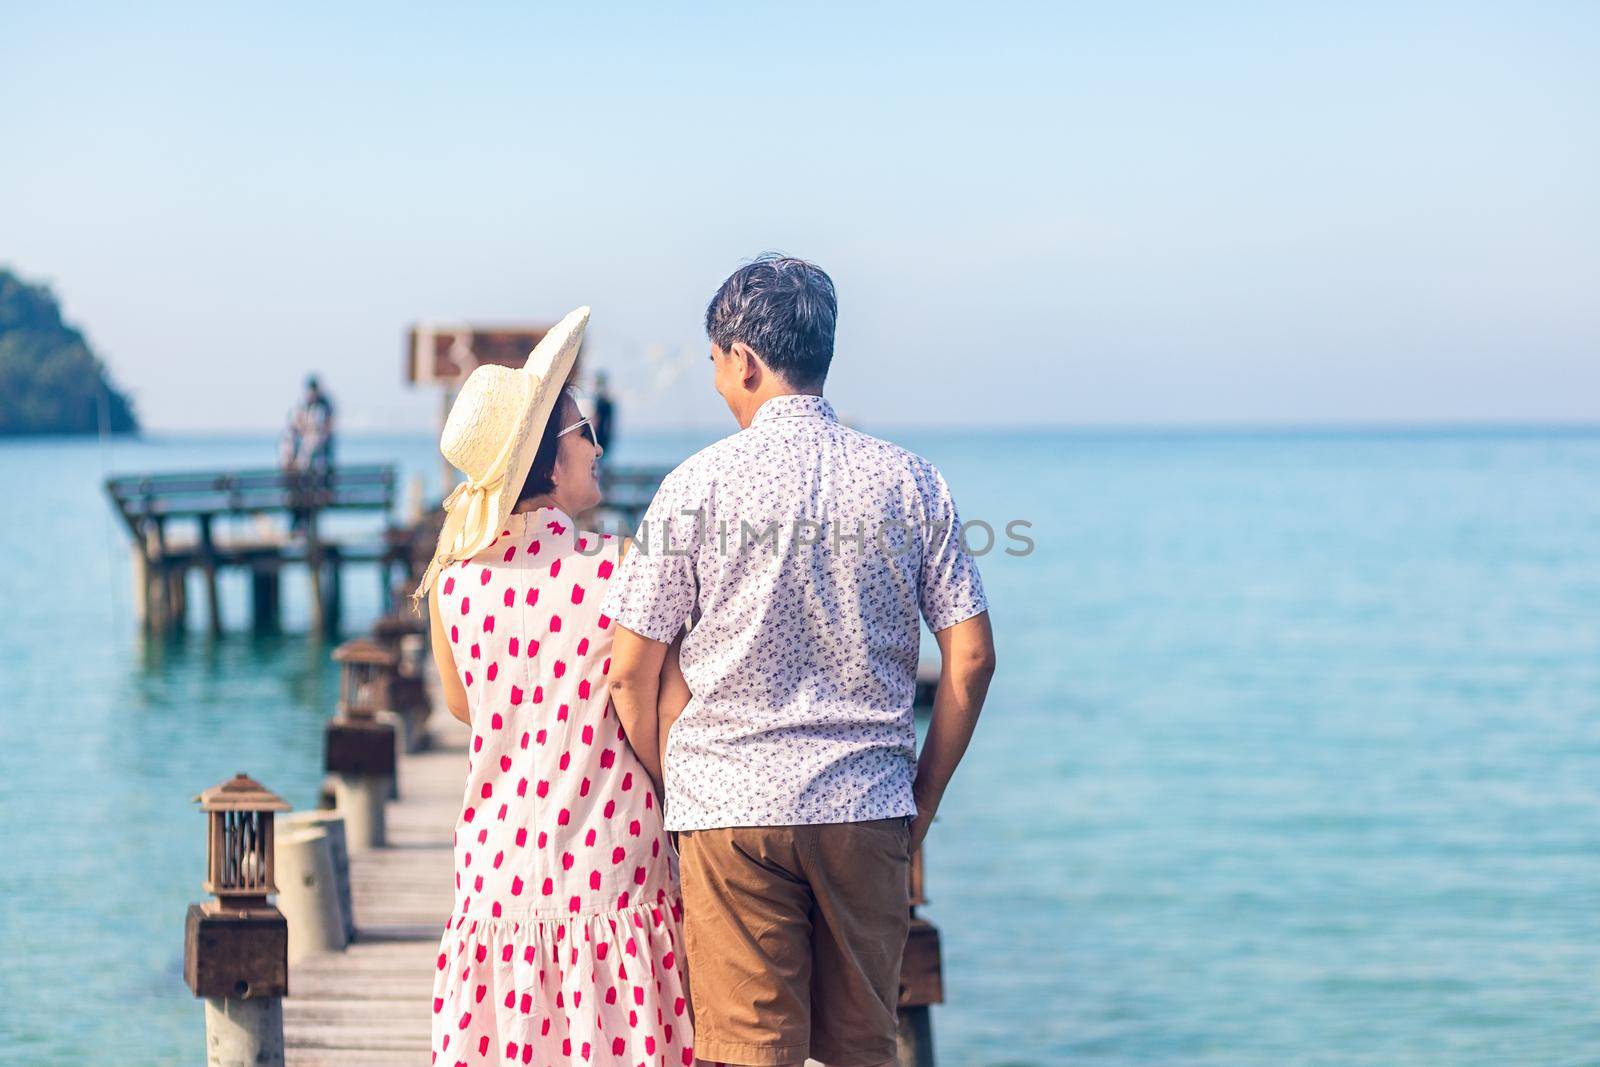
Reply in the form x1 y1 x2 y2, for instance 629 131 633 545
430 507 694 1067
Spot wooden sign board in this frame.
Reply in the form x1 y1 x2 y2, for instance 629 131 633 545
407 324 583 384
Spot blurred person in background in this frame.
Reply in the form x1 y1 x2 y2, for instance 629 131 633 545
286 375 335 471
591 369 616 457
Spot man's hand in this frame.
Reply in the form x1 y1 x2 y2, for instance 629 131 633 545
910 611 996 854
909 797 937 855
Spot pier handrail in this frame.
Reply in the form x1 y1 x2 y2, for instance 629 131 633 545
105 464 401 636
105 465 396 533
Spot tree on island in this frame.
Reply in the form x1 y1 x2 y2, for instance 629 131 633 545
0 268 138 435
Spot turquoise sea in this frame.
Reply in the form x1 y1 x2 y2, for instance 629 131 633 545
2 426 1598 1066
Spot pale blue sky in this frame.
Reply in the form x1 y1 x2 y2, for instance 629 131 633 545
3 2 1596 432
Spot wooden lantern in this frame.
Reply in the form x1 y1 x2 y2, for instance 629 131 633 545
332 637 398 720
196 773 289 912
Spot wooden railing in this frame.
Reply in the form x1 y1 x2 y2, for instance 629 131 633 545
106 465 396 533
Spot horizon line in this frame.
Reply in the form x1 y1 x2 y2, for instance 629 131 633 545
30 415 1600 441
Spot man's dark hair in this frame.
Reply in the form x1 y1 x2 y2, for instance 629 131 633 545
704 255 837 388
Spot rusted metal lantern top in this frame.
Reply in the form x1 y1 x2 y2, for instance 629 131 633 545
333 636 398 719
195 773 288 912
333 636 397 668
373 611 426 646
196 772 289 812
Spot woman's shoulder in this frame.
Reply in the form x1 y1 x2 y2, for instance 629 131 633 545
465 511 625 573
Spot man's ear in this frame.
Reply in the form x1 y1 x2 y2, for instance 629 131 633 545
729 341 761 388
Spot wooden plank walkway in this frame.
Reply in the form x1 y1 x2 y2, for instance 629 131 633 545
285 706 465 1067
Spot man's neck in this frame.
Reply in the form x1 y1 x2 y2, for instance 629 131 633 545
739 384 823 429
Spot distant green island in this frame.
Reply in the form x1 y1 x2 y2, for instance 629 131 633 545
0 268 138 435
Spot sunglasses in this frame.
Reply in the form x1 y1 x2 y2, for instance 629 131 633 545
556 415 596 446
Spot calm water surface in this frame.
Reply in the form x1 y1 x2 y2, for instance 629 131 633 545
1 426 1597 1066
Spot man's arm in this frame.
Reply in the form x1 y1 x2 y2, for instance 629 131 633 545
657 630 691 777
599 478 700 792
609 625 670 789
910 611 996 853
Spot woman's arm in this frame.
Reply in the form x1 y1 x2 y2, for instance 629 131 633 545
428 586 471 725
656 629 691 777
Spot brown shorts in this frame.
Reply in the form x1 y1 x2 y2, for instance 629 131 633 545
676 818 911 1066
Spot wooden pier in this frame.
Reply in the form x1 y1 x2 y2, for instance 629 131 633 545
107 465 406 637
108 464 668 639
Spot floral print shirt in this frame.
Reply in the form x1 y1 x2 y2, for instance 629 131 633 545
601 394 987 830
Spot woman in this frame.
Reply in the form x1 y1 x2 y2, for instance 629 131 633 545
415 307 694 1066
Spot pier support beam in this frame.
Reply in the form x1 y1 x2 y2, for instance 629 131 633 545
185 774 290 1067
281 811 355 943
304 508 324 637
166 564 189 635
325 713 396 851
331 771 389 852
201 996 285 1067
373 613 433 750
148 520 170 635
132 545 150 627
897 1006 935 1067
375 710 407 796
275 825 348 963
324 546 343 638
198 514 222 637
250 564 281 633
326 638 403 846
897 850 943 1067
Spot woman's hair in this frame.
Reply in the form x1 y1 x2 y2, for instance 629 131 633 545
516 390 575 502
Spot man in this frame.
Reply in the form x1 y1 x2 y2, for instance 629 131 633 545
282 375 336 534
591 369 616 456
286 375 335 471
603 255 996 1067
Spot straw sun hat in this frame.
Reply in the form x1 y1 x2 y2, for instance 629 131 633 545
412 306 590 603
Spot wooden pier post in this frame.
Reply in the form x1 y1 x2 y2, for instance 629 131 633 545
105 464 404 639
373 612 433 752
898 849 943 1067
131 541 150 628
171 564 189 633
303 478 326 639
250 563 281 633
325 639 400 850
280 810 356 944
324 544 343 638
185 774 290 1067
149 519 170 635
329 761 389 852
274 825 347 964
198 514 222 637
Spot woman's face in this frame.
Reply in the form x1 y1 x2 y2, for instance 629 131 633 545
549 393 603 514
